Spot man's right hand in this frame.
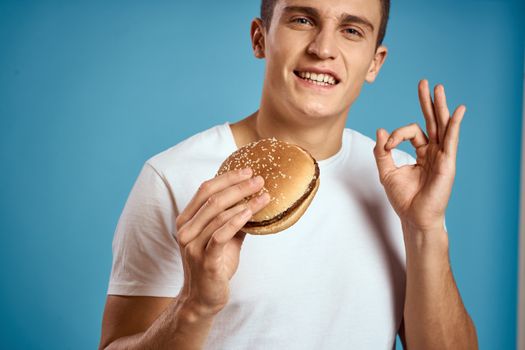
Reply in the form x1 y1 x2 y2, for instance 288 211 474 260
99 168 269 350
174 167 269 317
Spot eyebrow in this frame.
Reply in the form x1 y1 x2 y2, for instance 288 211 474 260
282 6 375 32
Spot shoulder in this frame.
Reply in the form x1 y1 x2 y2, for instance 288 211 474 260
145 122 233 177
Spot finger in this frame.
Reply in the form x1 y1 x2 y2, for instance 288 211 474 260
373 128 397 184
443 105 466 158
176 168 253 230
434 84 450 145
194 192 270 248
418 79 438 143
205 208 253 260
178 175 265 246
385 122 428 151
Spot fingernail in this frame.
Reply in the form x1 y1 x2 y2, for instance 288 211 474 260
251 175 263 185
386 138 393 145
241 168 252 175
256 192 270 203
241 208 252 219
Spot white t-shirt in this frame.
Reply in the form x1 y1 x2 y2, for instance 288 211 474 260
108 122 415 349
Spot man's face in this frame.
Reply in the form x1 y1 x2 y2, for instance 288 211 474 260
258 0 385 122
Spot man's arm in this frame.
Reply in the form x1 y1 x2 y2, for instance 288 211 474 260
99 295 216 350
401 224 478 349
374 80 478 349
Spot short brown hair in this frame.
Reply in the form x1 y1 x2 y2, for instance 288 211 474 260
260 0 391 47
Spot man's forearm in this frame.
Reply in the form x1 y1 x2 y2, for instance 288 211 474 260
103 297 216 350
402 223 478 350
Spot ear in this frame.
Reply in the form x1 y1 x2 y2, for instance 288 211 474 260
251 18 266 59
365 45 388 83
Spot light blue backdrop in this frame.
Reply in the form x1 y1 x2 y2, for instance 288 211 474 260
0 1 523 349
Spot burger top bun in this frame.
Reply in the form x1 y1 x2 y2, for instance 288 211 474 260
216 137 319 234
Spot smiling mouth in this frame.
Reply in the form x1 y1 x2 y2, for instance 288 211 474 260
293 70 340 86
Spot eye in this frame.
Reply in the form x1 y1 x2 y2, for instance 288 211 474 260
344 28 362 37
291 17 313 26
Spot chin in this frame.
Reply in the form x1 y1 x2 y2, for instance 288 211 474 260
294 101 337 120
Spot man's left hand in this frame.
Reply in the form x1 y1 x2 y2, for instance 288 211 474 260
373 79 466 234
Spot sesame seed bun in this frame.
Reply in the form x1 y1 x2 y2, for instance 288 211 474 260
216 138 319 235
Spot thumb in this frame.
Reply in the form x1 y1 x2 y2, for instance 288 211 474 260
373 128 397 183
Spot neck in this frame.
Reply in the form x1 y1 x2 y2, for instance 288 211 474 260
231 104 348 161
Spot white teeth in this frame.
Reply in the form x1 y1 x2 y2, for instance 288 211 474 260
298 71 337 85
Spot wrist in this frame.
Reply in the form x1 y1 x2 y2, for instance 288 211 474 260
402 221 449 262
178 295 224 322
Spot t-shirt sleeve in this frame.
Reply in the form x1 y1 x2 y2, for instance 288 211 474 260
107 162 184 297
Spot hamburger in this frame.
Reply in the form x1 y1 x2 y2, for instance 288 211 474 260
216 137 319 235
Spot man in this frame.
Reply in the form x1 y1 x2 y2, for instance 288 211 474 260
99 0 478 349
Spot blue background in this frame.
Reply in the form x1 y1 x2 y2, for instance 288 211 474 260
0 0 523 349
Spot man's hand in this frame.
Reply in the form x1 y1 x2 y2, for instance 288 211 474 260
175 168 270 316
99 169 270 350
373 79 466 234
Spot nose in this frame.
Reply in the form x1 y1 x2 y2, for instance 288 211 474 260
306 26 338 60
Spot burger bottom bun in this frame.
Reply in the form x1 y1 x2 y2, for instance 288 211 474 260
242 177 320 235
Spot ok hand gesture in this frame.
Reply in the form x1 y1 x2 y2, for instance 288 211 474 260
373 80 466 234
